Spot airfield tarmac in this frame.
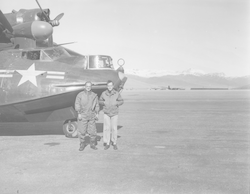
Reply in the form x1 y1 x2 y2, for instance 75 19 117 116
0 90 249 194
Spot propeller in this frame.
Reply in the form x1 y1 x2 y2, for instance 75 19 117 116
35 0 50 22
53 13 64 24
47 13 64 46
35 0 64 47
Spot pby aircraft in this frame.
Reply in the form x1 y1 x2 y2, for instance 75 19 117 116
0 1 127 138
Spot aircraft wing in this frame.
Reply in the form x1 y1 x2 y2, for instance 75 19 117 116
0 82 107 122
53 82 107 88
0 89 79 122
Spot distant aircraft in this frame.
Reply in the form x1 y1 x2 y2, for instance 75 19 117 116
168 86 184 90
150 86 185 90
0 0 127 138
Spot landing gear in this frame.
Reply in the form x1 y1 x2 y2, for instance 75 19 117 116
63 119 78 138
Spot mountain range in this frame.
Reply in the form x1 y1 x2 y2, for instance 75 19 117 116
124 69 250 90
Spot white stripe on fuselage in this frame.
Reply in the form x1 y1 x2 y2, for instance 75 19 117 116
46 75 64 79
0 70 15 73
0 74 13 77
47 71 65 75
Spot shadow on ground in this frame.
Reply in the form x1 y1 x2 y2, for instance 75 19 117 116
0 122 123 136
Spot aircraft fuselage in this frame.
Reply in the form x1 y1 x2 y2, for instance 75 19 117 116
0 46 126 122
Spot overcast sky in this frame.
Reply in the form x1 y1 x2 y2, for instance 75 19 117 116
1 0 249 76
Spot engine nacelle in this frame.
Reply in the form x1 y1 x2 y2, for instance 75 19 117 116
13 21 53 41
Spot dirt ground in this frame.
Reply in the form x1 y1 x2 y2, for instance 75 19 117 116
0 90 249 194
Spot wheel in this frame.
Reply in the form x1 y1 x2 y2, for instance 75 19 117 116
63 120 78 138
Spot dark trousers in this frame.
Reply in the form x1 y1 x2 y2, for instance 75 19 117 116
77 117 97 144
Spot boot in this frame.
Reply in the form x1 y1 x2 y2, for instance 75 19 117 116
90 138 97 150
79 142 87 151
104 144 110 150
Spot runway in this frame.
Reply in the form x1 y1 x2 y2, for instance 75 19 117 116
0 90 249 194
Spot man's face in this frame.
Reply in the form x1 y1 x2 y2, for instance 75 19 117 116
85 83 92 92
107 82 114 91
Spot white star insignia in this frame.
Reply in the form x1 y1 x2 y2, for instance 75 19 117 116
16 64 46 87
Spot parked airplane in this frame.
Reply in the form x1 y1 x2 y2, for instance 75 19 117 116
0 1 127 138
168 86 185 90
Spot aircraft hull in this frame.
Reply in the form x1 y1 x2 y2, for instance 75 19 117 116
0 51 126 122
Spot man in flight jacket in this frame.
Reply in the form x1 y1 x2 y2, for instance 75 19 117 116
99 80 124 150
75 81 99 151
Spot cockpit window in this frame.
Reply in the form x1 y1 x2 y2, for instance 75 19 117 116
88 55 114 69
43 48 70 60
22 51 40 60
21 48 70 61
40 50 51 61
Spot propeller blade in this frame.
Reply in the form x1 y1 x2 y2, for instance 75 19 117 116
54 13 64 21
55 42 76 46
0 10 13 33
35 0 50 22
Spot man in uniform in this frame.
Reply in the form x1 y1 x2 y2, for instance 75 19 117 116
99 80 124 150
75 81 99 151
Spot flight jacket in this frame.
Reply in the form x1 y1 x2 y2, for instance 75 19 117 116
74 90 99 119
99 89 124 117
